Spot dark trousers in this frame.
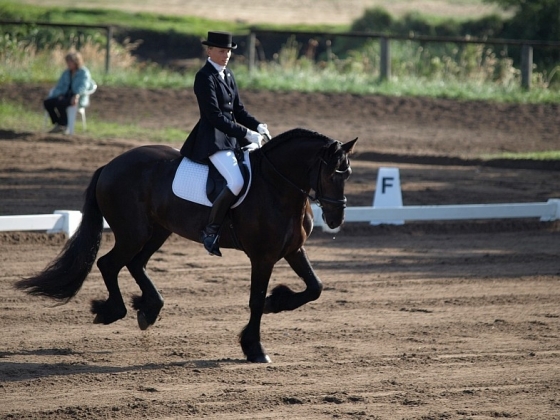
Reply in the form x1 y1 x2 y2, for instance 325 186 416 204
44 96 72 126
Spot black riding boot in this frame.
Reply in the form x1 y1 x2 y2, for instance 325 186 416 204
201 187 238 257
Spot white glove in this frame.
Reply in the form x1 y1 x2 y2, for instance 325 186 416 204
243 142 259 152
245 129 263 147
257 123 271 142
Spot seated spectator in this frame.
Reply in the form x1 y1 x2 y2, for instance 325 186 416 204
44 51 93 134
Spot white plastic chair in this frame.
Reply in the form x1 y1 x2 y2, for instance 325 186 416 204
44 81 97 135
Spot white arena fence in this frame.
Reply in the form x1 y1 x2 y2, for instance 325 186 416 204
0 200 558 237
0 165 557 237
312 199 560 232
0 210 110 237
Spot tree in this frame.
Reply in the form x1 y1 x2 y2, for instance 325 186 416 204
484 0 560 42
485 0 560 68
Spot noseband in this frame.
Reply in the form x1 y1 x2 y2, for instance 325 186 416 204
315 156 350 209
261 149 349 209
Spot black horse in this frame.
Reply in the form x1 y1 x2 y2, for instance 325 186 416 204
16 128 357 363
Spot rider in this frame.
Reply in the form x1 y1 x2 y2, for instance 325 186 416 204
180 31 271 257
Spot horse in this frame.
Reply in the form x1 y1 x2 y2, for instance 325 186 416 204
15 128 357 363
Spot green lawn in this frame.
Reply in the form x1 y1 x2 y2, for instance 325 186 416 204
2 0 559 153
0 101 186 143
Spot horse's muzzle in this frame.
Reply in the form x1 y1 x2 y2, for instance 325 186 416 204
322 210 345 230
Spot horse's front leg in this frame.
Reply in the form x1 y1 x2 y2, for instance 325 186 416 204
264 246 323 314
239 259 274 363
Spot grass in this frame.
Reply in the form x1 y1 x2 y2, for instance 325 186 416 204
0 0 345 36
1 0 559 158
2 0 559 102
88 122 186 143
483 151 560 160
0 100 186 142
0 2 239 36
3 100 559 162
13 0 503 23
3 39 558 105
232 65 560 104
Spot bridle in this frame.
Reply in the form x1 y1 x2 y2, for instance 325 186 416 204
261 147 350 209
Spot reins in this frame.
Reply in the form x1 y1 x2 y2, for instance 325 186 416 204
260 148 347 209
261 151 311 198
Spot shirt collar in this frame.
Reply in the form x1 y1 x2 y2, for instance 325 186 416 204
208 58 225 74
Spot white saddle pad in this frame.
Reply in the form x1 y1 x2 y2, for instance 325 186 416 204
172 151 251 208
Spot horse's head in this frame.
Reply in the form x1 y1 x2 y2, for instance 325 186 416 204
311 137 358 229
259 129 357 230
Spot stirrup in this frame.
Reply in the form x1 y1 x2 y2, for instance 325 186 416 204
202 230 222 257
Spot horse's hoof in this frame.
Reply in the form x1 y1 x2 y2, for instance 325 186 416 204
248 354 272 363
93 314 103 324
263 299 272 314
137 311 150 330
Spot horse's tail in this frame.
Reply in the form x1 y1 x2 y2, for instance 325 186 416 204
15 166 106 302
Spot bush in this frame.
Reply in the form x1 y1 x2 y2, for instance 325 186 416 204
461 14 505 38
350 7 393 33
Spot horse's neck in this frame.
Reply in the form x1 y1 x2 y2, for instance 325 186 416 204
271 138 323 169
258 145 318 192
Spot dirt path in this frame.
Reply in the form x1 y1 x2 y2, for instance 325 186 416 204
2 228 559 419
1 87 560 419
4 83 560 160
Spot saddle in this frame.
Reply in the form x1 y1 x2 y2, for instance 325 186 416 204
172 149 252 208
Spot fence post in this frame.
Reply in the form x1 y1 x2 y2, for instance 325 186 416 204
326 39 333 64
247 32 256 73
521 44 533 90
105 26 113 74
380 37 391 82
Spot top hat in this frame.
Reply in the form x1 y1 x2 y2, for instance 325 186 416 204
202 31 237 50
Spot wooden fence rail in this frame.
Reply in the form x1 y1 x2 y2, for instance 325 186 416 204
2 21 559 88
0 20 114 74
248 29 560 89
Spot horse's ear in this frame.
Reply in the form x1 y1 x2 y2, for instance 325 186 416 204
342 138 358 155
327 141 340 155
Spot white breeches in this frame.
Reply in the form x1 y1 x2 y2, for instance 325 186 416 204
209 150 244 196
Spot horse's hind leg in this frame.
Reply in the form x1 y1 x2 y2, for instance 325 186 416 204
127 224 171 330
93 245 134 325
92 228 152 325
264 246 323 314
